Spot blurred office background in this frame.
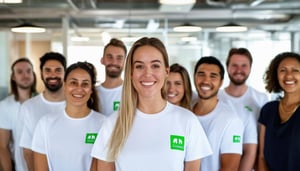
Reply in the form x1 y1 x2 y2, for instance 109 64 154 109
0 0 299 99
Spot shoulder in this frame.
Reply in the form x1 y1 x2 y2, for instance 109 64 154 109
166 103 199 123
0 95 15 105
22 94 42 106
261 100 278 110
91 110 107 120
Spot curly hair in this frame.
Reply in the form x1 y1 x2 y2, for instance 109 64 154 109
264 52 300 93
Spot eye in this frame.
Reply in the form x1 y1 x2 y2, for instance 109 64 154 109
135 64 144 69
175 81 182 86
55 68 63 73
82 82 90 88
152 63 161 69
292 68 300 73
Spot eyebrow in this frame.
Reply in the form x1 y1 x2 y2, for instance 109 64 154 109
133 59 162 64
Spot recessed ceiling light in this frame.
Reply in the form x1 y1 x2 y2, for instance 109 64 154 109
173 23 202 32
216 22 248 32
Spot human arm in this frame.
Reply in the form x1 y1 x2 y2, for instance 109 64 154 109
90 158 97 171
238 143 257 171
257 124 269 171
96 159 115 171
23 148 34 171
0 129 13 171
184 159 200 171
33 151 48 171
220 153 241 171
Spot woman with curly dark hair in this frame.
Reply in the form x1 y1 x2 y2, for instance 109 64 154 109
258 52 300 171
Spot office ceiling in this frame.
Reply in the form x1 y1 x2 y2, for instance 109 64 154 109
0 0 299 43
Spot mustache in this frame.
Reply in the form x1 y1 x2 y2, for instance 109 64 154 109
45 77 61 82
107 64 121 69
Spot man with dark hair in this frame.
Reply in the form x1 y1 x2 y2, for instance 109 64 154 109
97 38 127 116
19 52 66 171
0 58 37 171
218 48 269 171
192 56 244 171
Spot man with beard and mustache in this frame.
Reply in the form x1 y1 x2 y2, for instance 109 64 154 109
0 58 37 171
218 48 269 171
97 38 127 116
192 56 244 171
19 52 66 171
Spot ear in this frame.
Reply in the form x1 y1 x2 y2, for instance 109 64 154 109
100 57 104 65
166 67 170 76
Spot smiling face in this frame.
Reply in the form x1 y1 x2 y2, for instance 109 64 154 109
64 68 92 108
131 45 169 100
277 57 300 94
41 59 65 92
167 72 185 105
194 63 223 100
101 45 126 78
227 54 251 86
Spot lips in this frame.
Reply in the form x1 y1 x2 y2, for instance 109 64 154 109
141 81 155 86
200 85 211 91
284 80 296 85
167 93 177 98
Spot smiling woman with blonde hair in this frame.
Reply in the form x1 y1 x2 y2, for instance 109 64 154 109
91 37 212 171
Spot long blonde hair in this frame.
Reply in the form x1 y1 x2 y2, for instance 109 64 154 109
107 37 170 160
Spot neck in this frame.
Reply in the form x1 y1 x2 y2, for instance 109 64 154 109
137 96 167 114
17 87 32 103
43 88 65 102
102 76 123 88
225 83 248 97
65 105 91 118
193 97 218 116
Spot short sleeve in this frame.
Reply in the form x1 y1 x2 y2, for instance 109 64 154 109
91 116 114 162
185 116 212 161
31 117 47 154
220 117 244 154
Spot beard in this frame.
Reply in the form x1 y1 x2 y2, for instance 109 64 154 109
106 65 123 78
43 77 63 92
198 90 219 100
228 73 249 86
17 78 34 90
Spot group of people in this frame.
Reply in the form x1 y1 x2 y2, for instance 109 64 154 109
0 37 300 171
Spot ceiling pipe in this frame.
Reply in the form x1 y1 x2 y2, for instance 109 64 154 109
206 0 226 7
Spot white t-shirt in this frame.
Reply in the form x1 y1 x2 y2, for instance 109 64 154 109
91 102 212 171
218 87 269 144
96 84 122 116
19 93 65 150
31 110 105 171
0 95 27 171
197 101 244 171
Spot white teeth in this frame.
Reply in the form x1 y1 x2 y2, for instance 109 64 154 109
73 94 83 98
285 81 295 85
141 82 154 86
200 86 211 91
168 93 177 97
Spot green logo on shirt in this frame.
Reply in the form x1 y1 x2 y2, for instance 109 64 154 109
244 105 253 112
170 135 185 151
233 135 241 143
113 101 120 111
85 133 97 144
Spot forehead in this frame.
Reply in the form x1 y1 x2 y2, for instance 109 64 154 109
229 54 251 64
13 61 32 70
133 45 164 62
105 45 125 55
197 63 221 74
168 72 183 80
43 59 63 68
66 68 91 80
279 57 300 66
